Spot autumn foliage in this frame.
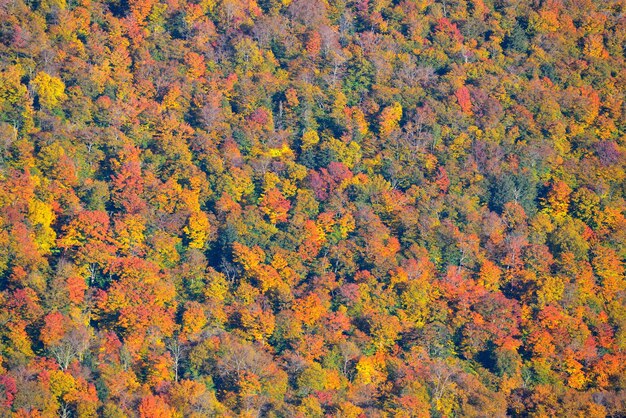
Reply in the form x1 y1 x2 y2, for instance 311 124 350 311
0 0 625 416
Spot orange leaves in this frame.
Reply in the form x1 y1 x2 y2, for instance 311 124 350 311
368 312 401 351
478 260 502 291
259 188 291 224
185 52 206 79
355 352 387 386
299 219 325 260
455 86 472 114
114 214 146 255
436 17 464 43
434 167 450 193
543 180 572 219
378 102 402 138
583 34 609 59
233 243 289 294
66 276 87 304
40 312 66 347
238 303 275 342
293 293 326 327
233 242 265 272
306 30 322 56
58 210 115 267
528 9 560 33
285 88 299 107
110 146 146 215
182 302 207 337
2 0 626 413
139 395 174 418
100 257 176 340
592 246 625 301
527 329 556 358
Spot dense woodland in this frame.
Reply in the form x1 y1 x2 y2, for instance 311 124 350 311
0 0 625 416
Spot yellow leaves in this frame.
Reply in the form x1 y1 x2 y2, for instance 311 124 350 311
90 61 111 95
583 34 608 59
336 402 364 418
255 264 282 293
435 390 459 418
281 178 298 197
31 71 66 109
478 259 502 291
301 130 320 149
49 370 77 399
369 313 401 351
146 353 174 387
324 137 362 169
399 281 432 328
565 356 587 390
449 132 471 159
0 64 29 104
28 199 56 254
592 246 625 302
205 269 229 302
234 37 265 74
188 175 209 205
161 85 183 112
268 143 293 158
332 90 348 121
154 280 177 307
182 302 207 336
148 2 168 25
378 102 403 137
336 212 355 239
7 321 34 357
537 276 565 306
542 180 572 219
233 242 265 272
239 370 262 398
293 293 326 327
296 362 326 393
298 396 324 417
224 167 255 202
114 214 146 253
324 369 343 391
184 211 211 249
198 0 216 14
239 305 275 342
355 353 387 386
148 231 181 268
355 356 376 385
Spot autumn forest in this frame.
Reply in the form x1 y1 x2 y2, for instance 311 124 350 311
0 0 625 416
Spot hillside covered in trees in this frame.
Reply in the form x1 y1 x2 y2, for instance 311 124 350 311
0 0 625 416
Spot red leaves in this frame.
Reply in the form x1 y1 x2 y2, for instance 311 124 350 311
0 376 17 408
455 86 472 114
248 107 271 127
435 167 450 193
436 18 464 43
110 146 146 215
40 312 66 347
